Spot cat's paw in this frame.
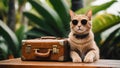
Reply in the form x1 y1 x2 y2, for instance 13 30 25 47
72 57 82 63
84 51 95 63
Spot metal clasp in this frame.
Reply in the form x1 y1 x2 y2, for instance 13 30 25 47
52 45 59 54
25 44 31 54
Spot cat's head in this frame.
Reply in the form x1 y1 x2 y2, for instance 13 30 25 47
69 10 92 34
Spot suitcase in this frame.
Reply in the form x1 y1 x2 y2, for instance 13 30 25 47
21 37 70 61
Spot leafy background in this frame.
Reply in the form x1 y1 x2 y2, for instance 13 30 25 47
0 0 120 60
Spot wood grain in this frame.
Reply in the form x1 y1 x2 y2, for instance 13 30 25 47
0 58 120 68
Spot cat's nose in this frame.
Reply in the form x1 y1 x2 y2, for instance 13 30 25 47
78 26 81 30
78 26 81 28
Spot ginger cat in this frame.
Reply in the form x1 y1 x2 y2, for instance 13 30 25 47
68 10 99 63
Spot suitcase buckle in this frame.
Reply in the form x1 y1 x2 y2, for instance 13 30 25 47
52 45 59 54
26 45 31 54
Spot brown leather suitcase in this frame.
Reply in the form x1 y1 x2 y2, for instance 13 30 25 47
21 37 70 61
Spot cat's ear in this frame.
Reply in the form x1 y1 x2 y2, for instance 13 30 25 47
69 10 75 20
86 10 92 20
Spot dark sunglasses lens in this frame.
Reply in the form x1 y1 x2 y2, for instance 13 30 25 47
81 19 87 25
72 20 78 25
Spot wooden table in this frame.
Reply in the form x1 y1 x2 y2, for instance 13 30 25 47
0 58 120 68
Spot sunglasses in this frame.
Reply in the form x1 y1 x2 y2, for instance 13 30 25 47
72 19 87 25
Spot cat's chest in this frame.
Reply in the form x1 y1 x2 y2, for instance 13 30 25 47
76 45 87 52
70 39 93 53
68 37 93 51
70 39 91 49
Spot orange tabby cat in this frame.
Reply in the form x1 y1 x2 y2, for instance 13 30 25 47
68 10 99 63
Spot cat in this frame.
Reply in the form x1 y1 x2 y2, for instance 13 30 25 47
68 10 99 63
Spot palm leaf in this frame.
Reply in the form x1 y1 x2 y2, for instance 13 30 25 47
23 12 45 28
0 20 20 57
49 0 70 33
0 37 8 60
92 13 120 34
27 25 70 38
28 0 65 37
0 43 8 60
76 0 116 15
23 12 56 35
26 27 54 39
15 24 26 43
100 27 120 59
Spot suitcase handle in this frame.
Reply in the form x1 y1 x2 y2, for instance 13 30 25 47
34 49 51 57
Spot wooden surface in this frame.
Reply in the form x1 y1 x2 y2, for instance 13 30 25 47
0 58 120 68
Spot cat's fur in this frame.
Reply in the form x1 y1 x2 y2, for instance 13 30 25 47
68 10 99 63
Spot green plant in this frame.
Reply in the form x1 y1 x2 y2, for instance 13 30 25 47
0 0 29 60
0 24 26 60
92 13 120 34
24 0 70 38
100 27 120 59
0 36 8 60
0 20 20 59
0 20 26 60
76 0 116 15
0 0 8 22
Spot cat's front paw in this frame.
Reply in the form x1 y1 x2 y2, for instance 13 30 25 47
72 57 82 63
84 51 95 63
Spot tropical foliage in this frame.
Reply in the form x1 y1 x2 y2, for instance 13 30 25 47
0 20 20 59
76 0 116 15
0 0 27 60
24 0 70 38
100 27 120 59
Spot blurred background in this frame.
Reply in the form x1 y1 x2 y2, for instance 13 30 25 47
0 0 120 60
